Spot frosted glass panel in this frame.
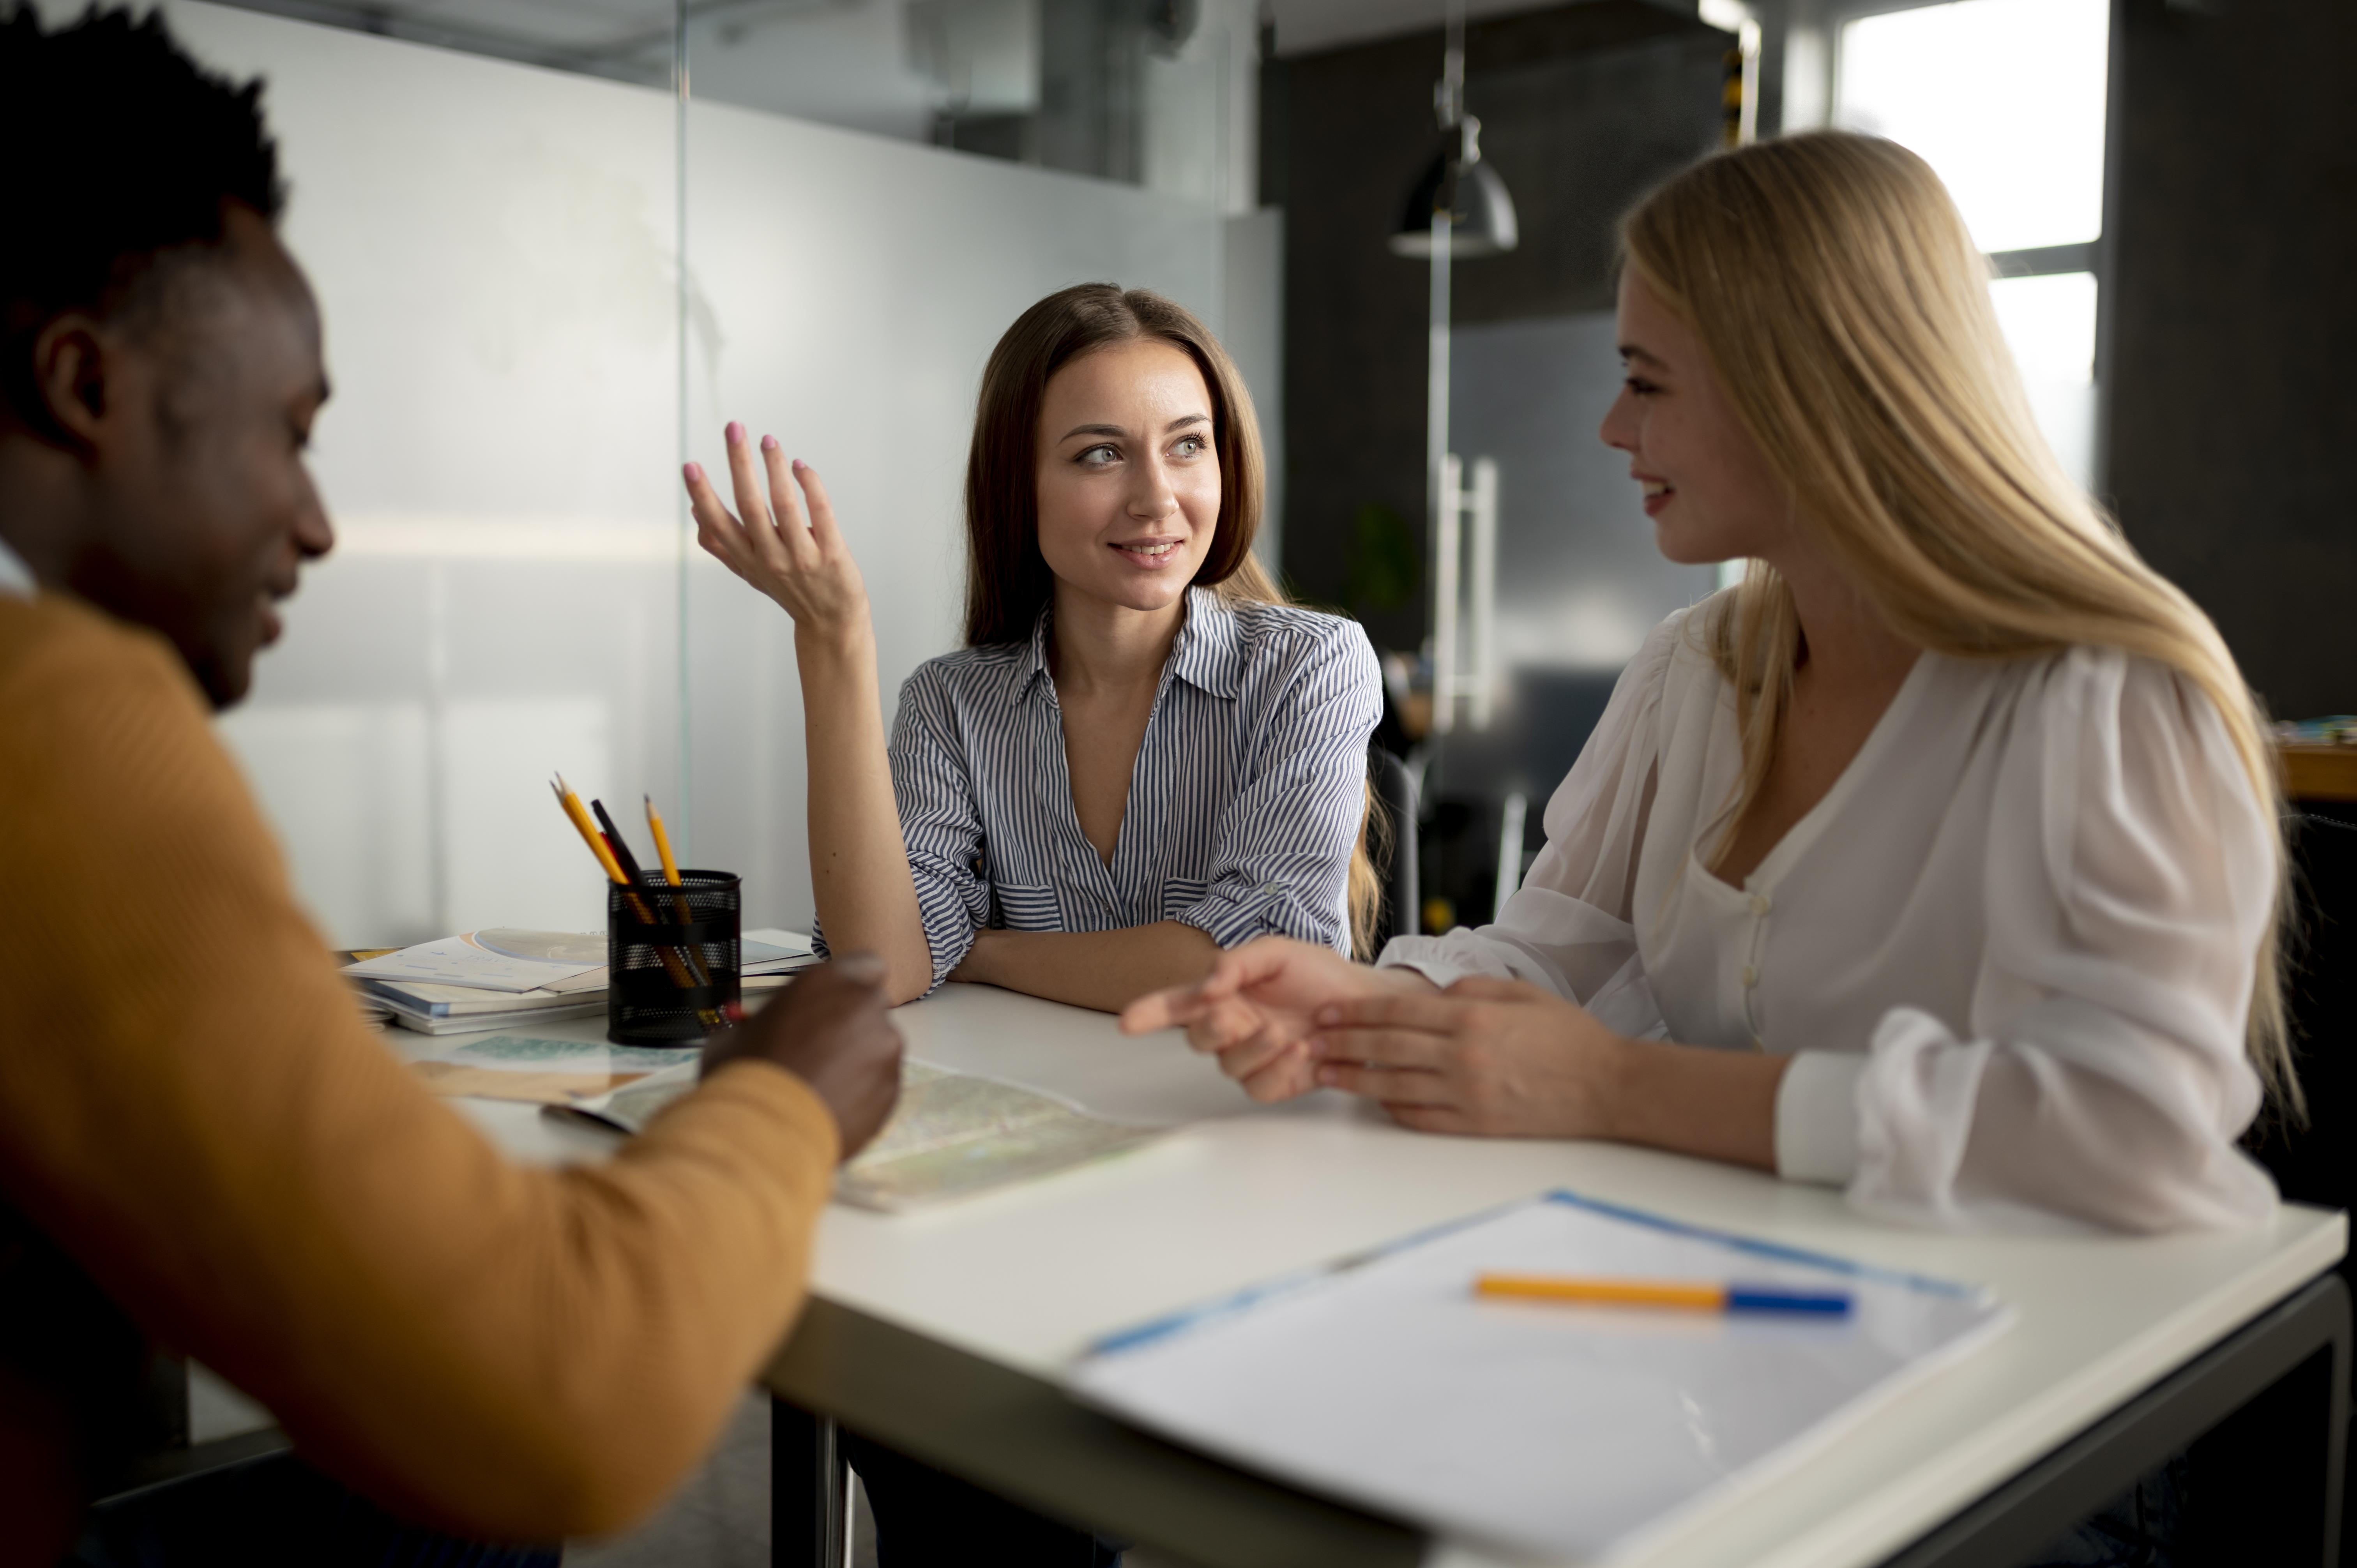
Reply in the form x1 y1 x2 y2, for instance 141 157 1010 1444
1990 270 2099 489
1836 0 2109 254
157 2 1238 948
172 3 684 946
680 97 1225 931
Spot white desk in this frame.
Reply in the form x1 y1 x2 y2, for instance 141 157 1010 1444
442 984 2348 1568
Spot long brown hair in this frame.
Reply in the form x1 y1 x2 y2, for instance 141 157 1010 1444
961 283 1383 955
1620 132 2294 1112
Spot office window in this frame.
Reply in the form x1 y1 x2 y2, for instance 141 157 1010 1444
1836 0 2107 253
1988 269 2099 491
1834 0 2109 487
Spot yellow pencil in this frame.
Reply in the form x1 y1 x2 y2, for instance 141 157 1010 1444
645 794 683 886
552 777 627 885
640 793 709 985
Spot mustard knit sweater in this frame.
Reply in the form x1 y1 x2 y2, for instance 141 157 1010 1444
0 591 838 1552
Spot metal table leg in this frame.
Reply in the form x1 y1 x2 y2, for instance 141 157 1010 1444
1882 1270 2349 1568
773 1397 845 1568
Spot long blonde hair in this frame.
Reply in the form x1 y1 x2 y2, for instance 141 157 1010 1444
1620 132 2295 1113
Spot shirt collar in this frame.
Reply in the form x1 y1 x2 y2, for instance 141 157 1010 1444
1007 603 1056 705
1005 586 1244 705
0 533 33 600
1168 586 1242 699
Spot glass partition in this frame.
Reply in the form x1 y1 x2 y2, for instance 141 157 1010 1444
677 88 1225 932
166 0 1246 946
177 3 686 945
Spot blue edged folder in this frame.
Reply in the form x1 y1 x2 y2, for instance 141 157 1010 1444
1069 1189 2011 1563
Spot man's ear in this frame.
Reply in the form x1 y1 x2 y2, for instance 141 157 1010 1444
29 314 112 452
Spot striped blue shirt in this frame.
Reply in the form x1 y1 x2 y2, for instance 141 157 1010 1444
819 587 1381 994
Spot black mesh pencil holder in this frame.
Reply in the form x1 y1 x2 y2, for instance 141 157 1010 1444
608 869 741 1046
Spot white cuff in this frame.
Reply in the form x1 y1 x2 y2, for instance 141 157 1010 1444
1373 934 1488 990
1774 1051 1866 1186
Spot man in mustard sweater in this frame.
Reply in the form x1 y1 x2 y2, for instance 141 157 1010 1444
0 10 903 1563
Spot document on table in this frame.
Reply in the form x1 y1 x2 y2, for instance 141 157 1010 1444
560 1058 1158 1210
345 935 601 993
1070 1189 2011 1564
408 1033 696 1104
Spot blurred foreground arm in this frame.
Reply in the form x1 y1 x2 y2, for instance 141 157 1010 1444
0 602 900 1542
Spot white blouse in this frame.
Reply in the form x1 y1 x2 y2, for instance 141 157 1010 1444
1380 592 2279 1233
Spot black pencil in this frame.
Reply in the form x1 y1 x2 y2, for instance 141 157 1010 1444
590 798 651 885
593 797 713 991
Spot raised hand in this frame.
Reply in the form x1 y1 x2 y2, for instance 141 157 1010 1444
701 953 904 1160
683 422 870 648
1119 936 1433 1102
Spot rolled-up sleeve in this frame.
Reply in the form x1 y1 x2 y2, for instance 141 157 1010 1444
1841 652 2279 1232
813 667 990 995
1378 608 1683 1041
1170 622 1382 952
889 668 997 992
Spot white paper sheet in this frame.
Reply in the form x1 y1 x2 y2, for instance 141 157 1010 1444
559 1056 1159 1211
440 1034 693 1074
1071 1190 2011 1564
343 935 601 993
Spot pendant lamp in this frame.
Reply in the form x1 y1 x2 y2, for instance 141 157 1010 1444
1387 6 1517 259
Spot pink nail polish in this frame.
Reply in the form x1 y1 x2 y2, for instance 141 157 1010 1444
725 420 745 445
682 461 703 483
760 433 779 452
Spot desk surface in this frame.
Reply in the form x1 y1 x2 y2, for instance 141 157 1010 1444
445 984 2346 1568
2284 744 2357 803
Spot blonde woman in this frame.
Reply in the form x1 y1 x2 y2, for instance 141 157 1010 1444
1126 132 2287 1233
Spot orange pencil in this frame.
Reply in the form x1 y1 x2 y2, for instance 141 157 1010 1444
1475 1275 1851 1315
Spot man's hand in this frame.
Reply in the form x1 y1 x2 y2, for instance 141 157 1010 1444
701 953 902 1160
1119 936 1433 1102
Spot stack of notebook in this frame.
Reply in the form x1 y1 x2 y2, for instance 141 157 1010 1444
343 928 817 1036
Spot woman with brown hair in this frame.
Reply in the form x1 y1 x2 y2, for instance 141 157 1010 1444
684 283 1380 1559
1128 131 2286 1236
685 284 1381 1019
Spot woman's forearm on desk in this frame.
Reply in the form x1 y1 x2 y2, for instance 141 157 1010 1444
1603 1040 1788 1173
797 628 933 1003
951 922 1221 1013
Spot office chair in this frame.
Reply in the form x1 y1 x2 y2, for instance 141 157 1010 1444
1368 746 1420 955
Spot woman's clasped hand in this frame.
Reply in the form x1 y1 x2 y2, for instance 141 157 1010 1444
1122 936 1637 1137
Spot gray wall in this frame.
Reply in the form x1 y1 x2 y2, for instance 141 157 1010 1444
1265 2 1727 651
2104 0 2357 721
1450 312 1716 682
